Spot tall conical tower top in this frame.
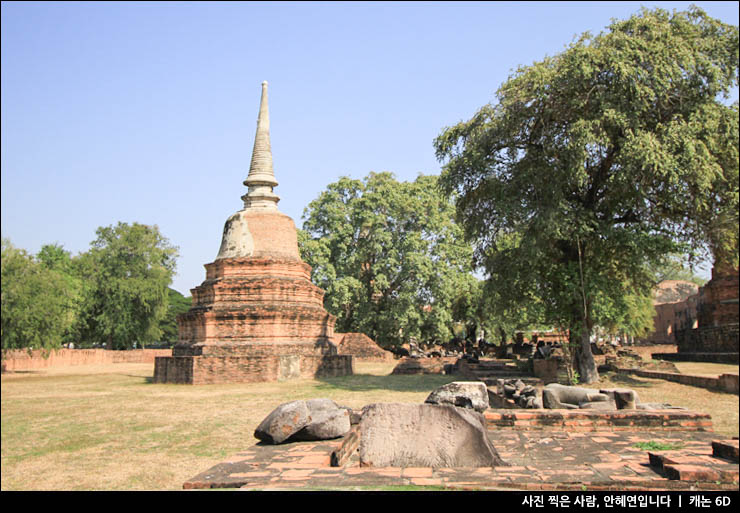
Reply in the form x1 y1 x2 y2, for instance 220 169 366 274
241 81 280 211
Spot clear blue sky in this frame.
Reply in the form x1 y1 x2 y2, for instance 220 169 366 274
2 1 737 295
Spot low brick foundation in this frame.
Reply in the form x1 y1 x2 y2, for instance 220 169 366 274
390 357 458 375
152 354 354 384
1 348 172 372
676 323 739 353
484 409 713 431
614 367 739 394
652 352 739 364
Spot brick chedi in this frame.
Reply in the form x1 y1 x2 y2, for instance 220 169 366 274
154 82 354 384
697 261 739 329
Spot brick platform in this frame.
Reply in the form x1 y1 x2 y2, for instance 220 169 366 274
183 423 739 491
483 409 713 432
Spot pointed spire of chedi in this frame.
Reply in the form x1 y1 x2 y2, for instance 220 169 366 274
216 81 299 261
241 81 280 211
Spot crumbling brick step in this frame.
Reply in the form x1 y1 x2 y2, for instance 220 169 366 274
712 439 739 462
184 430 738 490
484 409 713 431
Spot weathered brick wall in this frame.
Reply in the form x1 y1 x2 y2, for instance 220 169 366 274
301 354 355 378
647 300 699 344
152 354 354 384
174 340 335 357
390 357 458 375
484 409 713 431
697 269 739 328
2 349 172 372
615 367 739 394
675 324 739 353
652 351 738 364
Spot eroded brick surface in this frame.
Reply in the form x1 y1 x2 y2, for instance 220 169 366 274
183 426 738 491
153 216 361 384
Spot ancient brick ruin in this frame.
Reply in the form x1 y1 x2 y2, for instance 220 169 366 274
645 280 699 345
696 264 739 328
668 263 740 363
153 82 361 384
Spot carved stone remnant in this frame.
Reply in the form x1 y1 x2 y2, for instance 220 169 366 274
542 383 684 410
357 403 508 468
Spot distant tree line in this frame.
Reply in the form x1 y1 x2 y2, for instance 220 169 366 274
2 222 189 353
298 172 710 353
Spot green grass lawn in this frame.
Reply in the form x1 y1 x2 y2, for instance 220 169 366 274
1 360 737 490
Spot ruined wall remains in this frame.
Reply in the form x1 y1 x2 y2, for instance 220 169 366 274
153 353 353 385
697 268 739 328
2 349 172 372
675 324 739 354
335 332 394 362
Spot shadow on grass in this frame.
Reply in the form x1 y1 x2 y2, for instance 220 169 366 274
602 373 658 388
314 373 457 393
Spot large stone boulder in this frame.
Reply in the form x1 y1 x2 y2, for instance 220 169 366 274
425 381 489 412
292 399 351 441
254 398 350 444
357 403 508 468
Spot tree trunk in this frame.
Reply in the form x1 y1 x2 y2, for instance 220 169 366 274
576 326 599 383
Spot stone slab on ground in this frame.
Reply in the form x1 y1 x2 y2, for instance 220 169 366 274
183 429 738 491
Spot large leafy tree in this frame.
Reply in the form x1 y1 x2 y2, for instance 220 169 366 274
299 172 475 348
77 222 179 349
1 239 72 352
36 243 88 345
434 6 738 383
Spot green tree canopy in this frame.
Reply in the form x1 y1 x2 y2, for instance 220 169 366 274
1 239 72 353
434 6 738 382
76 222 179 349
158 288 192 345
299 172 476 348
649 253 709 287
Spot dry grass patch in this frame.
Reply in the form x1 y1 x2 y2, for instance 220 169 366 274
672 361 739 377
594 371 739 437
2 359 736 491
1 360 452 490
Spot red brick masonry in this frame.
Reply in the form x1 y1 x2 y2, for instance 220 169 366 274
334 333 394 363
483 409 714 431
182 417 738 491
153 211 356 384
1 348 172 372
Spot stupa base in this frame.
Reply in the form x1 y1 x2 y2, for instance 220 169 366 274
153 353 354 385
